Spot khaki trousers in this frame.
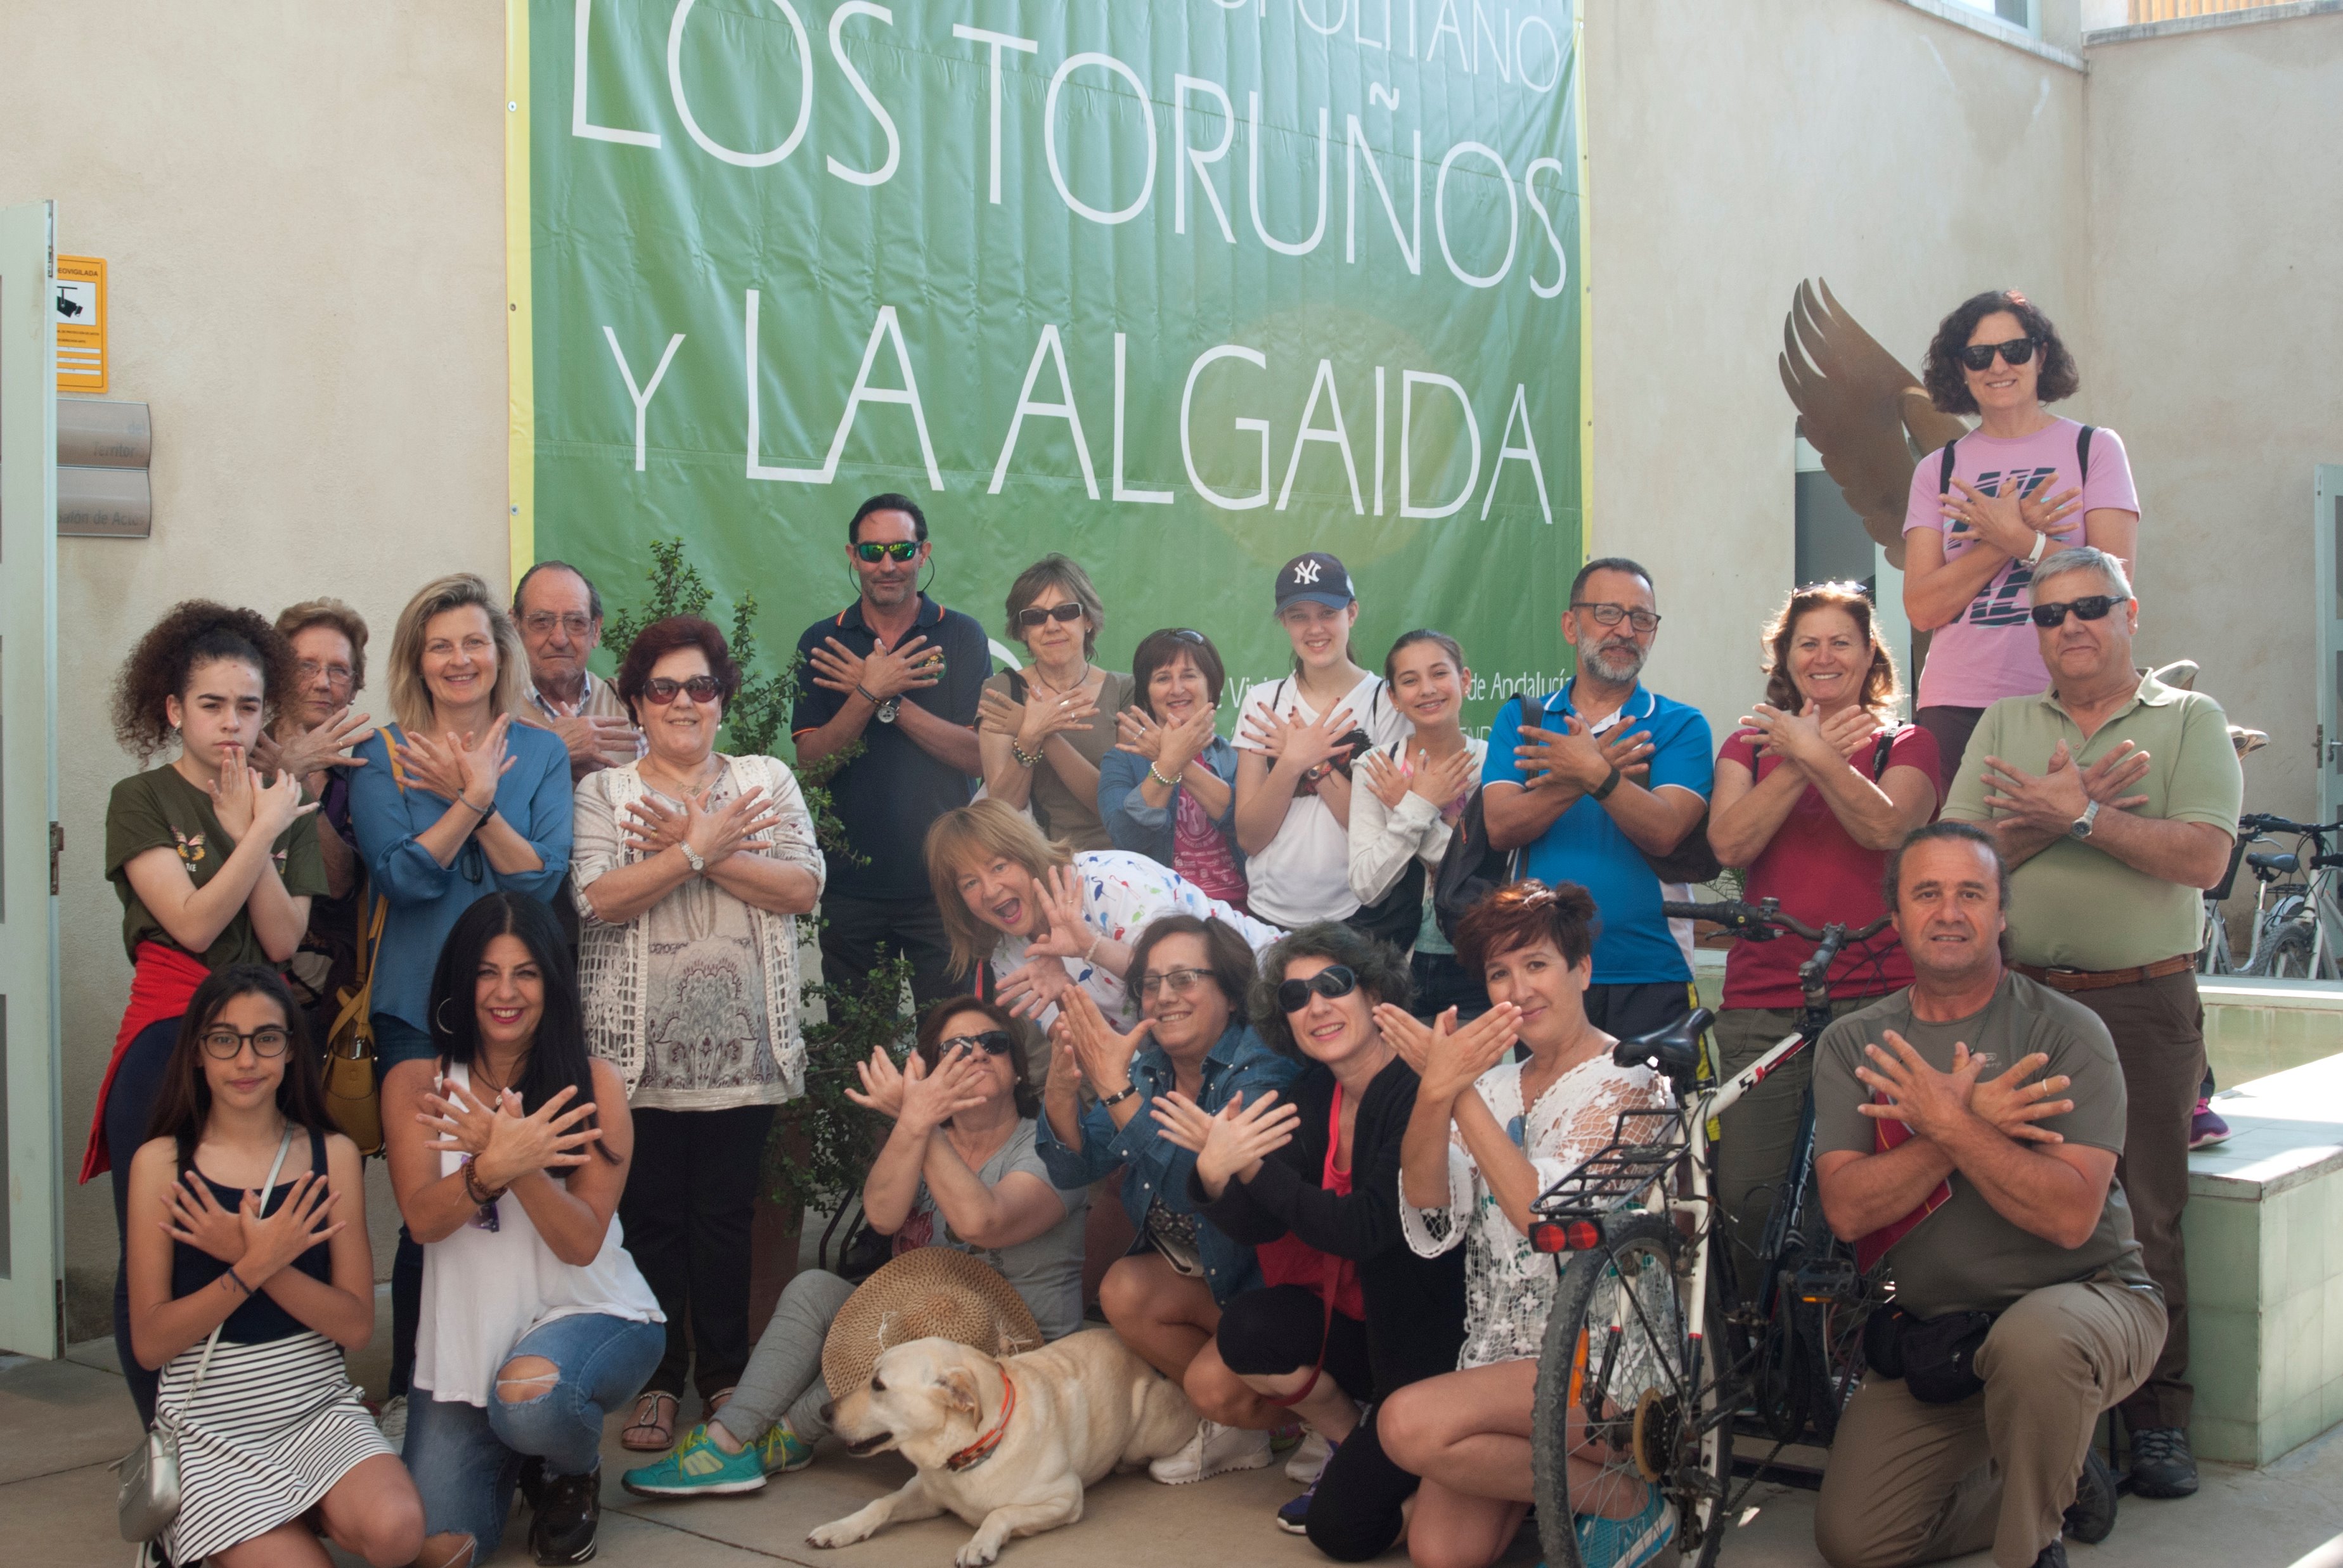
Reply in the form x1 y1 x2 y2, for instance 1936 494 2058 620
1814 1277 2165 1568
2059 968 2203 1430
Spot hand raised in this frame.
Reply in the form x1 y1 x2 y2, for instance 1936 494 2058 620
1943 475 2051 558
1056 986 1144 1095
1853 1030 1982 1142
995 958 1076 1021
2078 741 2152 812
452 716 515 813
1114 707 1166 762
896 1047 990 1134
1159 704 1220 773
1980 742 2089 832
1419 1003 1523 1104
1357 748 1410 811
474 1084 605 1189
1020 865 1095 963
622 792 690 856
844 1044 909 1121
1962 1046 2073 1145
1409 745 1481 812
1371 1003 1435 1073
238 1171 342 1282
389 729 467 802
208 746 257 838
248 766 317 841
161 1171 248 1264
860 635 946 702
261 705 375 781
416 1077 501 1159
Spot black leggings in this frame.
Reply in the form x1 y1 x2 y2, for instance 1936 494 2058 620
106 1016 183 1426
1216 1286 1420 1561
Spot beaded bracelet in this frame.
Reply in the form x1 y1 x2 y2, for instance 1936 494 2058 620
1146 762 1178 788
1010 741 1043 769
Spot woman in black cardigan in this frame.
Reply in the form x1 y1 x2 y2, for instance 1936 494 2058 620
1152 922 1467 1557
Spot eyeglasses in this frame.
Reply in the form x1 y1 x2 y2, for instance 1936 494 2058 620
1957 337 2041 372
296 659 355 689
521 612 595 638
938 1031 1015 1057
1571 602 1662 634
2028 594 2129 628
1139 967 1211 1000
1016 603 1087 629
200 1025 290 1060
642 675 721 705
855 541 921 563
1277 964 1358 1014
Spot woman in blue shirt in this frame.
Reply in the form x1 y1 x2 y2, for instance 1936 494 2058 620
1098 629 1249 911
348 571 572 1434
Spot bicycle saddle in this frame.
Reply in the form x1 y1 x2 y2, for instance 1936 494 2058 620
1615 1007 1715 1081
2249 851 2300 875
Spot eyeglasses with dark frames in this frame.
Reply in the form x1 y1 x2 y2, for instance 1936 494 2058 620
1015 603 1087 628
1570 602 1662 634
200 1025 292 1060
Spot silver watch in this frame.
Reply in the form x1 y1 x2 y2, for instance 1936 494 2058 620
877 696 901 724
2068 800 2101 841
681 843 707 873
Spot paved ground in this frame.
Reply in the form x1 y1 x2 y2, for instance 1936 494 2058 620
8 1323 2339 1567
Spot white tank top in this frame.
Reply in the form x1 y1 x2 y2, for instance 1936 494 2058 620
412 1062 663 1407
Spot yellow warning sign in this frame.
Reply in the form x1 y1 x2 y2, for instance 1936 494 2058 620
56 254 106 394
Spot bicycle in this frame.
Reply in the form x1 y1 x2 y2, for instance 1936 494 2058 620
2199 814 2305 974
2236 815 2343 979
1522 898 1892 1568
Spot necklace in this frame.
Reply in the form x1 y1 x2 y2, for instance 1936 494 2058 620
1024 659 1093 702
641 753 723 800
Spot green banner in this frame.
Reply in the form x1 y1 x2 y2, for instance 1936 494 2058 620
524 0 1584 725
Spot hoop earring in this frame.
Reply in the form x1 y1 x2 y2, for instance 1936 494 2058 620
435 998 458 1036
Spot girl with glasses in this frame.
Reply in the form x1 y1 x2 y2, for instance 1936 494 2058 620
99 600 327 1424
1100 627 1250 911
1151 923 1468 1549
385 894 660 1568
571 615 825 1455
123 965 421 1568
1904 290 2140 780
621 998 1090 1501
349 573 573 1444
978 555 1135 851
924 799 1282 1029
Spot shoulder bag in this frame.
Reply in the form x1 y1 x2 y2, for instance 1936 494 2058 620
321 897 387 1155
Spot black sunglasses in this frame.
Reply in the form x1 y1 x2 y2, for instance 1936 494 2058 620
1277 964 1358 1014
855 541 920 563
2029 594 2128 628
938 1031 1016 1058
1957 337 2041 372
642 675 721 705
1016 603 1087 629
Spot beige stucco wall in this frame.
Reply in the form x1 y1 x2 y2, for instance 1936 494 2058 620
0 0 510 1336
1584 0 2095 729
2082 8 2343 830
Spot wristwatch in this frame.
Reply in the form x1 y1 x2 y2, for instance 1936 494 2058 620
2026 530 2051 566
2068 800 2101 841
680 843 707 873
1097 1082 1139 1108
877 697 901 724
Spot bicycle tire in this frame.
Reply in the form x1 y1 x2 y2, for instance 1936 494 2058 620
1789 1200 1879 1447
1532 1213 1731 1568
2257 911 2316 979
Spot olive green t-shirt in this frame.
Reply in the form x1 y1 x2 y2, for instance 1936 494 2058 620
980 668 1136 852
1943 674 2242 970
1813 974 2156 1318
105 767 326 968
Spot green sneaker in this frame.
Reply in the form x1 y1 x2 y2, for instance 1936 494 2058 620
619 1424 766 1498
757 1422 816 1475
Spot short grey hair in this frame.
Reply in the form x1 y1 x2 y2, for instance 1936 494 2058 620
2032 546 2132 601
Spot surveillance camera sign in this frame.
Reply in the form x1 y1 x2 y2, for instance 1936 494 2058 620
55 254 105 393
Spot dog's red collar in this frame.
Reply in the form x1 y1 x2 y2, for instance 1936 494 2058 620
944 1373 1017 1473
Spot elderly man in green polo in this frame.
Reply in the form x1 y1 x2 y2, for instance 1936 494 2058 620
1944 545 2242 1500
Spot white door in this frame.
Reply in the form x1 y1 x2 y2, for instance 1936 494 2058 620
2320 465 2343 825
0 200 62 1358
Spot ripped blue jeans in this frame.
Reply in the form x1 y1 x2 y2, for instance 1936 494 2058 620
405 1311 663 1553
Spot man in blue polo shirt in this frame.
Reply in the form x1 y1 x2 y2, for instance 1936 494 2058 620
792 494 987 1010
1483 556 1714 1038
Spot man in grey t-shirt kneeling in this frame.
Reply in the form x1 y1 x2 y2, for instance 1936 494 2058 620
1811 823 2166 1568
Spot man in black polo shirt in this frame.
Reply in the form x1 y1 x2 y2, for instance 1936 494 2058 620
792 493 986 1010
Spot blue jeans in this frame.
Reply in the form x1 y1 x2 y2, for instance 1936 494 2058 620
404 1311 662 1554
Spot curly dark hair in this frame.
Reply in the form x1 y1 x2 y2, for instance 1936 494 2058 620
1249 921 1412 1058
111 600 297 762
1922 290 2079 415
1454 880 1600 977
615 615 743 723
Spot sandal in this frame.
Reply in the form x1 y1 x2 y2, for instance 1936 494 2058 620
621 1391 678 1451
706 1386 735 1417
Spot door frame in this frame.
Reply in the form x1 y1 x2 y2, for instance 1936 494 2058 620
2317 465 2343 825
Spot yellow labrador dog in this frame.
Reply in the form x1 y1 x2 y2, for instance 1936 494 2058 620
808 1328 1198 1565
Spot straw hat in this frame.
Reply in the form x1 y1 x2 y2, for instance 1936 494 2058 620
822 1248 1044 1401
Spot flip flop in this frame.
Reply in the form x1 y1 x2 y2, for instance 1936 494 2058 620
621 1391 679 1452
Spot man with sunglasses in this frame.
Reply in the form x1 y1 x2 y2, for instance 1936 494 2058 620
1943 546 2242 1501
792 494 987 1010
1482 556 1714 1041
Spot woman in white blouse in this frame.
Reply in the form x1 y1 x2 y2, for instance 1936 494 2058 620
924 799 1282 1025
1374 880 1675 1568
571 617 825 1453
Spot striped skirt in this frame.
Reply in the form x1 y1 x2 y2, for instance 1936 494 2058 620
156 1330 394 1562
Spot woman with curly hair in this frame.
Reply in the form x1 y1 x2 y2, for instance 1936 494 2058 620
1902 289 2140 778
570 615 825 1451
98 598 328 1422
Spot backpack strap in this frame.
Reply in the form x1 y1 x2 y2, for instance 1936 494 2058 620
2076 425 2095 487
1939 435 1959 498
1871 724 1902 780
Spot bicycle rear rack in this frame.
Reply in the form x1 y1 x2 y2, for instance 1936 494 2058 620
1528 1107 1688 1252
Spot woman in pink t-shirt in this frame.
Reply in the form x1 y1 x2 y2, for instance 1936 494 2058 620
1704 582 1940 1287
1902 290 2140 778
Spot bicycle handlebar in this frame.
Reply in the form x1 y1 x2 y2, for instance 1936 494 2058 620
2242 814 2343 838
1660 897 1892 948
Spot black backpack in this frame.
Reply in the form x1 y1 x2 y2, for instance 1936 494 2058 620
1937 424 2094 518
1433 697 1528 943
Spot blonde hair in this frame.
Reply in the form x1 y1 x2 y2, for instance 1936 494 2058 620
387 574 527 735
274 598 371 691
924 800 1075 976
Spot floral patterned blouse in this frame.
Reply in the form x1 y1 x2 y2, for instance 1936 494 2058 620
988 849 1284 1024
1400 1053 1672 1369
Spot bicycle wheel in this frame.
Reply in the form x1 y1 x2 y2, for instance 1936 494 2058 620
1532 1213 1732 1568
2262 919 2316 978
1788 1200 1882 1447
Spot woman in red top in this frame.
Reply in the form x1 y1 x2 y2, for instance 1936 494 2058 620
1704 582 1940 1283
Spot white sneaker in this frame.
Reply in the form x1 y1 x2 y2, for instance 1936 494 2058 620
1149 1419 1274 1485
1285 1429 1333 1484
377 1394 408 1450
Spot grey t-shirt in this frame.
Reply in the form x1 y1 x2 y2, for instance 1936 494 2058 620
1814 974 2155 1317
893 1117 1092 1342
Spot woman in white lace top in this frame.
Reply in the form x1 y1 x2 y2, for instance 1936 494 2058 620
1375 881 1676 1568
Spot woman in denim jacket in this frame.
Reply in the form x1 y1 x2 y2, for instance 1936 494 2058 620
1098 629 1249 911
